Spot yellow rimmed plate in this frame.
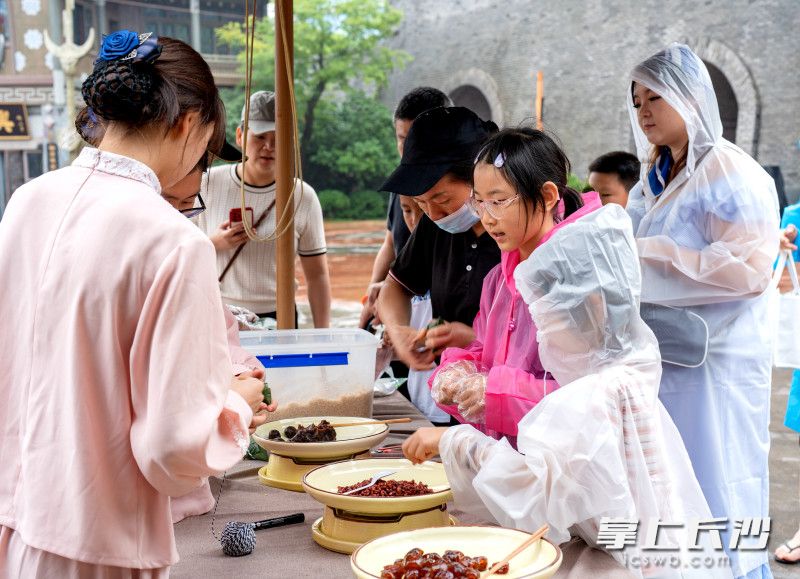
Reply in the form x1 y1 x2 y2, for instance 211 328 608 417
302 458 452 515
351 526 562 579
253 416 390 460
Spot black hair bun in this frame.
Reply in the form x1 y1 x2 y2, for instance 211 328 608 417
81 59 158 124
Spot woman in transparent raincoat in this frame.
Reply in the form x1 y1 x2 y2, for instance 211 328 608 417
626 44 779 579
403 204 730 578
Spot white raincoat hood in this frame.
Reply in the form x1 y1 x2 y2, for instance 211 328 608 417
514 204 660 390
628 43 722 184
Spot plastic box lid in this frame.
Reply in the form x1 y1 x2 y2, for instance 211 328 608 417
239 328 379 368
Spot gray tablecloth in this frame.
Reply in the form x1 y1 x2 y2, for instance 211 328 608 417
171 392 628 578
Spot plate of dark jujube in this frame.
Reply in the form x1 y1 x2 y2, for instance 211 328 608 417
351 526 562 579
253 416 390 460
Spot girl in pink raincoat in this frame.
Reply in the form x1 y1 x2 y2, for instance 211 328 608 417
429 128 601 438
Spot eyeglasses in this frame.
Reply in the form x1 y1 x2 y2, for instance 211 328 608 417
469 190 519 219
179 192 206 218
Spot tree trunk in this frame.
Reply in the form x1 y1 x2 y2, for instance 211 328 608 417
300 79 326 171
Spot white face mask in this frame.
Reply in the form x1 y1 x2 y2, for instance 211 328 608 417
433 201 481 234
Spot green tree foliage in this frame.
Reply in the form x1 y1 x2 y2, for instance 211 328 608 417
568 173 590 192
308 93 399 193
216 0 410 220
317 189 350 218
317 189 389 220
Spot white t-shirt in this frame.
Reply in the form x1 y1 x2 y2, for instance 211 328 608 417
197 164 327 314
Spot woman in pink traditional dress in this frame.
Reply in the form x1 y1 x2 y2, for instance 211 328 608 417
0 32 264 577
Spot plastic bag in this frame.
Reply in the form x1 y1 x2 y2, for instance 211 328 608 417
640 303 708 367
373 365 406 397
772 251 800 368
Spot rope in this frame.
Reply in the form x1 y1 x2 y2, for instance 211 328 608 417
238 0 306 243
209 470 228 541
210 470 259 556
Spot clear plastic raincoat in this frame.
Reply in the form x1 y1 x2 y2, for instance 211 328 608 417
438 204 730 578
626 44 779 578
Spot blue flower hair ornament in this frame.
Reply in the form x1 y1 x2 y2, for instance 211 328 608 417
83 29 162 123
96 30 161 65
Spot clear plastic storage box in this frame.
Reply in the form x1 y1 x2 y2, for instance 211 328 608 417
239 328 380 422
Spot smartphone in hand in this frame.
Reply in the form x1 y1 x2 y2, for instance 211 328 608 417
229 207 254 227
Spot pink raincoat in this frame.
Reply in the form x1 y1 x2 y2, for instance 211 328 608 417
430 192 602 437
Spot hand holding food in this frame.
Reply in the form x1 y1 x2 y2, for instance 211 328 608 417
387 324 436 370
402 427 447 465
359 281 384 328
425 321 476 353
230 369 265 414
412 317 445 349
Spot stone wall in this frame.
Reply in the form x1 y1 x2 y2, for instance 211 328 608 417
385 0 800 199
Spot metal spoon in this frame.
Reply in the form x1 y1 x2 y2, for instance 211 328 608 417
340 470 398 495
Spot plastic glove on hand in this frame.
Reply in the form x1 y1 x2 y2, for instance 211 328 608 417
453 372 487 422
431 360 477 405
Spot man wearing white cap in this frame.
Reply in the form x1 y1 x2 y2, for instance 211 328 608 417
197 90 330 327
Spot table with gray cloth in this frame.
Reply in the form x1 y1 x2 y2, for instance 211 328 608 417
171 392 630 578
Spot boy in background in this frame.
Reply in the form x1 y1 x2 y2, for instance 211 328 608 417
587 150 640 207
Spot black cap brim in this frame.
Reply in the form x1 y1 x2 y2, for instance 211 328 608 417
380 161 453 197
216 139 242 162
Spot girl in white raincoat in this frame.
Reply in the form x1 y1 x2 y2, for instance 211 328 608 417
403 203 731 578
626 44 779 579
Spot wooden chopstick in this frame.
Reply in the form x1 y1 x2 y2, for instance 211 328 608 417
482 524 550 578
328 418 412 428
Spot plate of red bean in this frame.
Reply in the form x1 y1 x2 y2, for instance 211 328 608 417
302 458 452 515
351 527 562 579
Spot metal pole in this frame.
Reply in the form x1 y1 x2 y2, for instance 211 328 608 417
275 0 295 329
96 0 108 38
190 0 202 52
535 70 544 130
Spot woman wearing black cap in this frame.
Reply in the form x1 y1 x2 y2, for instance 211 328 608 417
377 106 500 372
